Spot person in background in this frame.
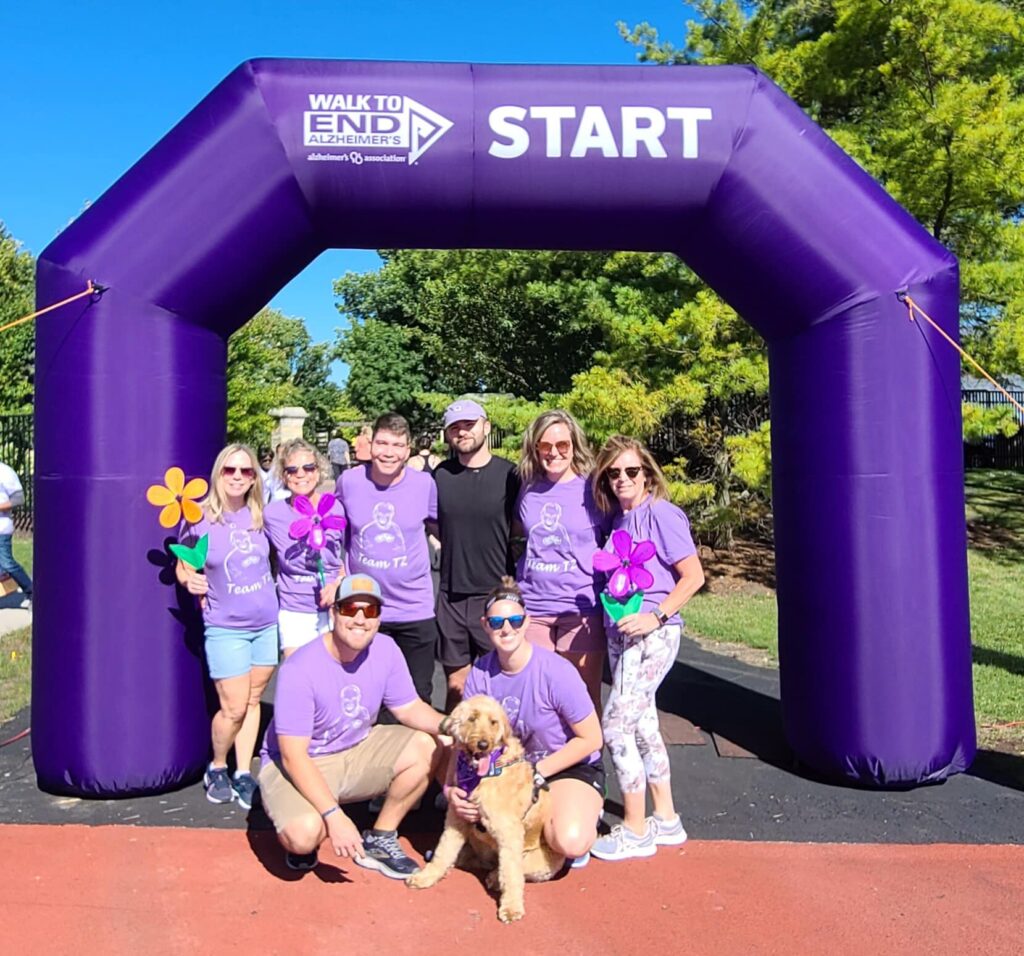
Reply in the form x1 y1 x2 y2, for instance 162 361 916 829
407 432 441 476
327 431 351 480
588 435 704 862
0 460 32 610
264 439 346 658
175 443 277 809
433 400 520 710
353 425 372 465
515 410 608 709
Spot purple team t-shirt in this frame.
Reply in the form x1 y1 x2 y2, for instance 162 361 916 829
464 645 599 765
179 508 278 630
516 475 608 616
260 632 417 765
263 496 346 613
602 497 698 631
335 465 437 623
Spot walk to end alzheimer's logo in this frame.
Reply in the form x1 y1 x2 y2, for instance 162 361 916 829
304 93 454 165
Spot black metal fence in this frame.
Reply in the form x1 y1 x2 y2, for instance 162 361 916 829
0 412 33 531
962 388 1024 470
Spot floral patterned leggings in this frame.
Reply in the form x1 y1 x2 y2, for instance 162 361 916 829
602 623 681 794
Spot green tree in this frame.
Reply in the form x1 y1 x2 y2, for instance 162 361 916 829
0 224 36 412
226 307 342 448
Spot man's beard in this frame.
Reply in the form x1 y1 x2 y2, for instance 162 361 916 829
452 433 487 456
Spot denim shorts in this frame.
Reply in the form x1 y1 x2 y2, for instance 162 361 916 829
204 623 279 679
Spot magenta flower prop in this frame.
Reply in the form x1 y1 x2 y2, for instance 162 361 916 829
593 530 656 600
289 494 346 551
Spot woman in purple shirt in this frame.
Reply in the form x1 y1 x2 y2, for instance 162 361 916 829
176 443 278 810
516 410 608 709
589 436 705 863
451 577 605 868
263 439 347 658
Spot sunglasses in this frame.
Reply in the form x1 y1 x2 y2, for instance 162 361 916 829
537 440 571 457
607 466 643 481
485 614 526 630
221 466 255 478
284 463 319 476
335 601 381 619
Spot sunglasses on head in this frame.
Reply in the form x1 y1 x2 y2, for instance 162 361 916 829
284 462 319 476
485 614 526 630
607 466 643 481
335 600 381 619
221 466 255 478
537 440 571 457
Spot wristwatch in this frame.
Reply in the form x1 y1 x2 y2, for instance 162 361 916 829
653 606 670 626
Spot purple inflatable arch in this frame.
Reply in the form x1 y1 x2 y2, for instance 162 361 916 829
33 60 973 795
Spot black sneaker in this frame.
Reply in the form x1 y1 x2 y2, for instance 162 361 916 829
232 772 258 810
203 765 235 805
285 851 319 871
355 829 420 879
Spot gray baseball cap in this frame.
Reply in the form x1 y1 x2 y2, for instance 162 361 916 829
334 574 383 605
443 399 488 429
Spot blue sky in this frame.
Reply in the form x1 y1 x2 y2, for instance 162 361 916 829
1 1 696 381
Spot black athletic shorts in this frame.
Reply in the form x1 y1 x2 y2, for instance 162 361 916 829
546 759 606 797
436 591 493 670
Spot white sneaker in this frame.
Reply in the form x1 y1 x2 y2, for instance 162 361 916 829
590 822 657 861
647 813 688 846
18 597 31 611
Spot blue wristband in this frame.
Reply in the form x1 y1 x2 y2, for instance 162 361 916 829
320 805 340 820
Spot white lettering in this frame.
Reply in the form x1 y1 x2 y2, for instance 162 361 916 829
488 106 529 159
621 106 667 158
529 106 576 158
570 105 618 158
666 107 713 158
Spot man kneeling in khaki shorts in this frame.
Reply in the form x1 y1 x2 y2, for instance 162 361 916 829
259 573 448 879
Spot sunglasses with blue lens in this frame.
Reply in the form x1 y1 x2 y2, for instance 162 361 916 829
486 614 526 630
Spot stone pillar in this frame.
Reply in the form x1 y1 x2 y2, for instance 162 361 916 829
268 406 308 448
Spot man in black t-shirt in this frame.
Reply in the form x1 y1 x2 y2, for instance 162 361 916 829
433 399 520 710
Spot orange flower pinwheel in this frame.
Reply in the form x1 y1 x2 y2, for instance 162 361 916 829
146 467 208 528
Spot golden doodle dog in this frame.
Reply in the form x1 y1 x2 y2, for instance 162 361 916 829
407 694 564 922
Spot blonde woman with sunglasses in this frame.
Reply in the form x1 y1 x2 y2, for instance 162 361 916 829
263 439 347 658
515 410 609 708
175 443 278 809
589 436 705 862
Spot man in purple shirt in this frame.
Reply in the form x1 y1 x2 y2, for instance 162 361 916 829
258 574 449 879
335 412 439 703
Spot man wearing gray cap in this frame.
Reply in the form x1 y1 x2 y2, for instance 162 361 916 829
258 574 449 879
433 399 520 709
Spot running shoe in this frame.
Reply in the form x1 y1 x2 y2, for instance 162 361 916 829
355 829 421 879
232 772 258 810
285 851 319 871
203 765 235 805
647 813 688 846
569 851 591 869
590 822 657 861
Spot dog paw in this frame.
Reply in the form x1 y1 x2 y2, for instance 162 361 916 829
406 871 436 889
498 902 525 923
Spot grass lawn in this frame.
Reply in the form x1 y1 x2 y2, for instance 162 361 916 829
0 535 33 724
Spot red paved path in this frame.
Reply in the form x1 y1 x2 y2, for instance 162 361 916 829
1 826 1021 954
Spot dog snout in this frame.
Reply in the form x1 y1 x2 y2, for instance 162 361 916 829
475 739 489 752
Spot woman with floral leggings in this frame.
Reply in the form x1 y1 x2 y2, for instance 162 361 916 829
589 435 706 862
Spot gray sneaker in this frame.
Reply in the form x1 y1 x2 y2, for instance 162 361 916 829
647 813 688 846
591 822 657 861
355 829 420 879
232 772 258 810
203 765 235 805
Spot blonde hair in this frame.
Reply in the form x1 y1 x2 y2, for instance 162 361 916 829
517 409 595 486
484 575 525 612
201 443 265 529
275 438 331 489
591 435 669 514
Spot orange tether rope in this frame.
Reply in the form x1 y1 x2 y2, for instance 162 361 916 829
899 291 1024 419
0 280 98 336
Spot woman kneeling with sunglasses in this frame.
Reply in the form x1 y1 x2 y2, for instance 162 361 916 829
176 443 278 809
448 577 605 868
263 439 347 658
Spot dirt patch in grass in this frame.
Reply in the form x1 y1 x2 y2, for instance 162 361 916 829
697 537 776 596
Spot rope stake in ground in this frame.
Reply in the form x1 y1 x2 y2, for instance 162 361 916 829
897 291 1024 418
0 280 101 337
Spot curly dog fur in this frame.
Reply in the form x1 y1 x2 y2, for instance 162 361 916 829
407 695 564 922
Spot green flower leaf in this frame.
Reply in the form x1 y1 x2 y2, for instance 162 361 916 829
600 590 644 621
169 534 209 571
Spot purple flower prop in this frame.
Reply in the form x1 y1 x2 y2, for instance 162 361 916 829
289 494 346 551
593 529 655 599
